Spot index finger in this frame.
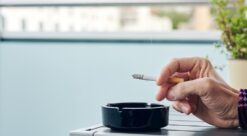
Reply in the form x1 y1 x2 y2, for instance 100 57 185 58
157 57 199 86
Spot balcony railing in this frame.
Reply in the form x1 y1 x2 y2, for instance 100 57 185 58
0 0 209 7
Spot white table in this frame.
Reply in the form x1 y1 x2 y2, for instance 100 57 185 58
70 109 246 136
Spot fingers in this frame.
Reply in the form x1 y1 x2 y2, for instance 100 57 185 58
157 57 201 86
156 57 211 101
156 72 189 101
156 57 204 101
171 72 190 81
172 99 197 115
167 77 215 101
172 100 192 115
156 84 173 101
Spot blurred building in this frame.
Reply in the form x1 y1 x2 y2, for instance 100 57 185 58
0 7 172 32
179 6 213 31
120 7 172 32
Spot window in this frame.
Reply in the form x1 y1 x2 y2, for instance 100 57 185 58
0 0 219 41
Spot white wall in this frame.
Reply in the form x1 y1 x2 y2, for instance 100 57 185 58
0 41 227 136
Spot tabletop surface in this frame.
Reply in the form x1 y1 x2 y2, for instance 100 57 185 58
69 109 247 136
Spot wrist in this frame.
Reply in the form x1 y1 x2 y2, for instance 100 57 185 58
233 91 240 127
226 87 239 128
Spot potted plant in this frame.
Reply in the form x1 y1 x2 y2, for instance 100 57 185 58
211 0 247 89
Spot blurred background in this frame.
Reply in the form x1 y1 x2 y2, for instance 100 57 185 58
1 3 216 32
0 0 227 136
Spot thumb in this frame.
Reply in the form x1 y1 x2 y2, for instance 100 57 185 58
167 77 215 101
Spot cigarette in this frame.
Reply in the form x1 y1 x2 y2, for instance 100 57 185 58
132 74 184 84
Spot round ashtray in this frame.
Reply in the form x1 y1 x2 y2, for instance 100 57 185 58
102 102 169 131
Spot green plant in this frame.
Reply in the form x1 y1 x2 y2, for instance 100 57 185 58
211 0 247 59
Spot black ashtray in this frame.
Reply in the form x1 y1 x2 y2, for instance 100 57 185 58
102 102 169 131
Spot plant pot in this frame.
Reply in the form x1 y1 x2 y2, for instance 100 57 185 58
228 59 247 90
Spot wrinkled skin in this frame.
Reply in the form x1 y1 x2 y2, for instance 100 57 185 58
156 57 239 128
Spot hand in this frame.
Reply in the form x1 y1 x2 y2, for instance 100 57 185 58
156 57 239 128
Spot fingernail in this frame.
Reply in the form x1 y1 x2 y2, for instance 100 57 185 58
167 91 175 100
181 104 189 114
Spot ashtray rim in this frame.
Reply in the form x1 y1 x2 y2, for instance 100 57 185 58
102 102 169 111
